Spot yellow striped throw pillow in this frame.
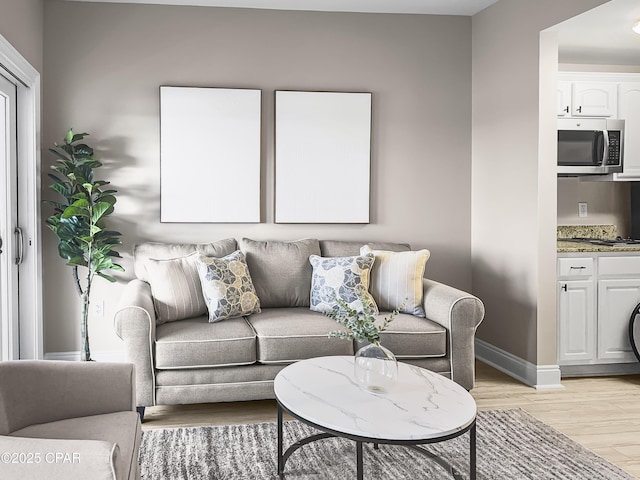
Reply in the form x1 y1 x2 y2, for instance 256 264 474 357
360 245 430 317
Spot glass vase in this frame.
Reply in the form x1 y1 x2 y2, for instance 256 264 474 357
354 342 398 393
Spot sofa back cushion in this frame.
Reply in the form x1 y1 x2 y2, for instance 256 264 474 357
134 238 238 283
319 240 411 257
240 238 321 308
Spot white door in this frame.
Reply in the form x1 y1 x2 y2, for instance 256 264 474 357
0 71 19 360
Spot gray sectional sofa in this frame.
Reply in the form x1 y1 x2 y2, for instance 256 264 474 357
114 238 485 411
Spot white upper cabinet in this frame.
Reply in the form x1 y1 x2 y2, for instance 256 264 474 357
557 81 571 117
558 72 640 180
615 83 640 179
571 82 617 117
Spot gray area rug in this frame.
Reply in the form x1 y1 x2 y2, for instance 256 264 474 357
139 408 634 479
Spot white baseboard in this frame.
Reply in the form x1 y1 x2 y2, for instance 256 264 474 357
475 339 564 389
44 350 126 362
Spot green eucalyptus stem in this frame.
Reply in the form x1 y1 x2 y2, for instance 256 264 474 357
326 292 404 345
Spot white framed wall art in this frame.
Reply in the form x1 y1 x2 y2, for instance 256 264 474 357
274 90 372 224
160 86 261 223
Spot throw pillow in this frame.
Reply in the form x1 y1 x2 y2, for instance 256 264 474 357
360 245 431 317
195 250 261 323
134 238 238 283
240 238 321 308
309 254 378 315
144 253 207 325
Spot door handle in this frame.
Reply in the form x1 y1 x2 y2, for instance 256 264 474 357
0 235 2 254
14 227 23 265
562 284 567 292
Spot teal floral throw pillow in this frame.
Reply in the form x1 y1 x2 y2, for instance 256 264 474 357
196 250 261 323
309 254 378 315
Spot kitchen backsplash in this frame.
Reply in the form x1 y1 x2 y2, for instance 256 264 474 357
557 178 630 235
557 224 617 239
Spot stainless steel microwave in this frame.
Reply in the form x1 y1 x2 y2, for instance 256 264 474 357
557 118 624 176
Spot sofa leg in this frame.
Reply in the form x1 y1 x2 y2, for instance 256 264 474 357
136 406 146 422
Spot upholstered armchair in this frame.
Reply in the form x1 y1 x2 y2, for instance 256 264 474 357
0 360 141 480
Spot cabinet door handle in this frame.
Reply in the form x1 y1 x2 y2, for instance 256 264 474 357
562 284 567 291
564 106 569 113
577 106 582 113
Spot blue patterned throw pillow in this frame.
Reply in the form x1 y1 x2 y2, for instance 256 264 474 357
196 250 261 322
309 254 378 315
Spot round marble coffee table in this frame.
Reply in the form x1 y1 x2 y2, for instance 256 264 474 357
274 356 477 480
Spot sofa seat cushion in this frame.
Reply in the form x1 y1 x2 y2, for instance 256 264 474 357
156 363 286 386
155 316 256 369
365 313 447 358
248 308 354 363
10 411 140 480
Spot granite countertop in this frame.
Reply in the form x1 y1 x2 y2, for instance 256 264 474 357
557 224 640 253
557 240 640 253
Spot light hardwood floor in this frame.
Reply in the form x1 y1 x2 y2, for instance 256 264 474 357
142 361 640 478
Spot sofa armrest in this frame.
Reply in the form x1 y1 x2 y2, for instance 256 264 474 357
0 436 119 480
422 279 485 390
114 280 156 407
0 362 135 434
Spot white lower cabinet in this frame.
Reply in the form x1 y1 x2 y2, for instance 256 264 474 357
597 278 639 361
558 254 640 372
558 280 595 363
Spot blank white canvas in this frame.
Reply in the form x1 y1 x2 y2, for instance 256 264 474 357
160 86 261 222
275 91 371 223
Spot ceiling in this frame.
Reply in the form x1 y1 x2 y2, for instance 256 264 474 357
64 0 640 66
553 0 640 65
67 0 499 16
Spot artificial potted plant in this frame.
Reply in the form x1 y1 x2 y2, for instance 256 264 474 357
46 129 123 361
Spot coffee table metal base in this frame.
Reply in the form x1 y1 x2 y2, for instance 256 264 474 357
277 403 476 480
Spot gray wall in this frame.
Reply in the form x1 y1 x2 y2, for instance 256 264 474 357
42 1 472 354
471 0 608 366
0 0 43 72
